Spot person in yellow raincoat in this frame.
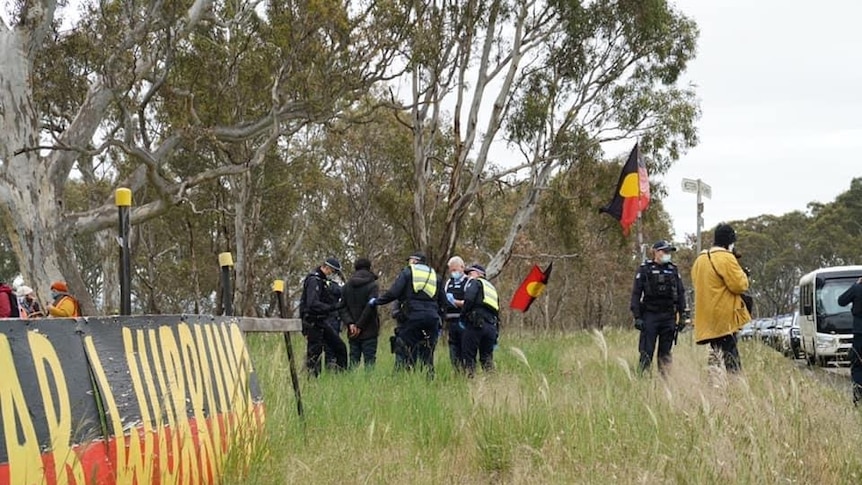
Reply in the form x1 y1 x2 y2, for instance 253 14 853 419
691 223 751 373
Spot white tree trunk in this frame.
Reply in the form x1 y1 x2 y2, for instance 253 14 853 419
97 229 120 313
0 28 85 310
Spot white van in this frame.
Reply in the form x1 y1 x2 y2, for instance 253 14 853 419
798 266 862 366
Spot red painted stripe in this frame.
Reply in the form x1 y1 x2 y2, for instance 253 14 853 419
0 403 264 485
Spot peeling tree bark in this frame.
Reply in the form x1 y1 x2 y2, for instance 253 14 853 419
0 24 91 310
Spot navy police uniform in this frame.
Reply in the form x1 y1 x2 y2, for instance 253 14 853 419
372 252 446 375
444 274 469 370
631 241 688 374
461 264 500 377
837 280 862 405
300 260 348 376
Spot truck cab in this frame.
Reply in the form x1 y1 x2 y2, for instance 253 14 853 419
798 266 862 366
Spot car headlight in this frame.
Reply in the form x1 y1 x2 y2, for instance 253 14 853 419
816 335 835 348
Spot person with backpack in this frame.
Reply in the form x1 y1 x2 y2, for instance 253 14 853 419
0 280 20 318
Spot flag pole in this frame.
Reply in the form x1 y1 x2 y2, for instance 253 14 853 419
636 141 646 262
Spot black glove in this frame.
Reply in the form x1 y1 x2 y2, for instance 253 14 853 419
634 318 644 331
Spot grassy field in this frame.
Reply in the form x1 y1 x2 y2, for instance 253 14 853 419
224 329 862 484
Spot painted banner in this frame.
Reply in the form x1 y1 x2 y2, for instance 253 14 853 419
0 315 263 485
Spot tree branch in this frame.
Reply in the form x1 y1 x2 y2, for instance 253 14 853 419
18 0 58 57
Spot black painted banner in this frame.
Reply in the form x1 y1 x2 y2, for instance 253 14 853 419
0 315 264 485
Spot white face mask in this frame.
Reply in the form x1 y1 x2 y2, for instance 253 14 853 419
660 254 672 264
728 243 735 252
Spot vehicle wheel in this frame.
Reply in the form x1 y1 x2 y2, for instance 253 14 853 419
806 343 816 367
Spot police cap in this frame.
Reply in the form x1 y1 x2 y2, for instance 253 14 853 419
652 240 676 252
466 263 486 276
324 257 343 273
407 251 427 264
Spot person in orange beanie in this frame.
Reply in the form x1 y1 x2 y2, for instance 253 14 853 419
47 281 81 318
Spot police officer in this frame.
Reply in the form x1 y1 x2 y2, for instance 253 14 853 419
444 256 469 371
837 276 862 405
461 263 500 378
370 252 446 375
631 241 689 375
300 257 348 377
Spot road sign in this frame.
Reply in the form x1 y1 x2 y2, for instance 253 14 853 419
681 178 698 193
681 178 712 199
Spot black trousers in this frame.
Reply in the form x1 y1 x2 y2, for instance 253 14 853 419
447 319 464 371
304 321 347 377
702 333 741 373
638 311 676 374
461 321 498 377
349 337 378 369
851 333 862 403
395 317 438 374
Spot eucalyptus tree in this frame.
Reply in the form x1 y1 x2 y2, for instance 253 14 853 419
394 0 700 276
0 0 409 312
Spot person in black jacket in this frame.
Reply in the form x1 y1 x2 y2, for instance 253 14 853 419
837 277 862 405
370 251 446 375
460 263 499 377
300 257 348 377
339 258 380 369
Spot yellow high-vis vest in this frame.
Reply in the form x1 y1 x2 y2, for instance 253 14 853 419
478 278 499 311
411 264 437 298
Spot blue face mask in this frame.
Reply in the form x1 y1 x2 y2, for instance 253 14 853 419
660 254 672 264
51 290 60 299
451 271 463 280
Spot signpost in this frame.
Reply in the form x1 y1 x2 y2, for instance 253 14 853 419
681 178 712 254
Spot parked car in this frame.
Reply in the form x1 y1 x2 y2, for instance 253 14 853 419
739 321 756 341
755 318 778 344
789 325 803 359
775 313 796 354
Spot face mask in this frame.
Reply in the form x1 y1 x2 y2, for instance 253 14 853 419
51 290 60 299
660 254 672 264
451 271 463 280
728 243 736 252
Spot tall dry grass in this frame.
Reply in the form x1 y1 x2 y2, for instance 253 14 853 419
224 329 862 484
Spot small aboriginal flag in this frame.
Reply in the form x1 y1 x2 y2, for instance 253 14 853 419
599 143 650 236
510 263 553 312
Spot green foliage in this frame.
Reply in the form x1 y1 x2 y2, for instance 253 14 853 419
225 331 862 483
0 233 19 284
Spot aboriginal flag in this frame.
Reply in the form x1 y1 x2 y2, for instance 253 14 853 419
510 263 553 312
599 143 650 235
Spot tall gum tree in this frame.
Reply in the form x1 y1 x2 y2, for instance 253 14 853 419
395 0 700 276
0 0 408 312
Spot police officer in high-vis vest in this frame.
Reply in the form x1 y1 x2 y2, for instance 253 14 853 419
370 251 446 375
460 263 500 377
444 256 469 371
631 240 689 375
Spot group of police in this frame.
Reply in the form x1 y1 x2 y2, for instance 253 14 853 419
299 251 501 378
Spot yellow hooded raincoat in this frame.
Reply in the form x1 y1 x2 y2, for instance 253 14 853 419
691 248 751 343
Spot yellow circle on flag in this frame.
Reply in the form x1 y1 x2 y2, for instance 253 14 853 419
526 282 546 297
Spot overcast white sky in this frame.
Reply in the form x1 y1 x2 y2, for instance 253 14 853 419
661 0 862 239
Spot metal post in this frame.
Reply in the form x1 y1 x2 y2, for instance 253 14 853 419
696 179 704 254
274 279 304 418
116 188 132 315
683 178 710 254
219 252 234 316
